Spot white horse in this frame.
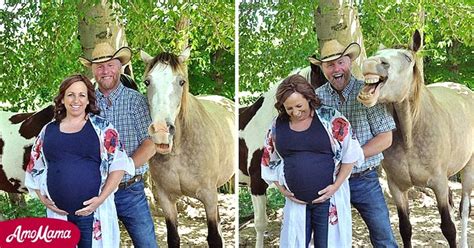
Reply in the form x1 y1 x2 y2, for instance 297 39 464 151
358 30 474 247
141 47 235 248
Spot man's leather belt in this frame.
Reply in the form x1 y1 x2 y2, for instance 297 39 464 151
350 167 375 178
118 175 143 190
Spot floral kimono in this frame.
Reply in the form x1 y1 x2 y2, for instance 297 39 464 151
261 105 364 248
25 114 135 248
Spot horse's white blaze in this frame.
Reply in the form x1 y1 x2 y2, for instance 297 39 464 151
147 64 183 151
0 111 33 192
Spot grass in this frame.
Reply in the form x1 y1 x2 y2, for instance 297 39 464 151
0 193 46 220
238 187 285 223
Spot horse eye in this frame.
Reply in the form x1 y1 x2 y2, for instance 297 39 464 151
179 80 185 86
144 79 150 86
403 54 412 63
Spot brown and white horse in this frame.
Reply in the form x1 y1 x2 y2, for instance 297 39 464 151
358 30 474 247
141 48 235 248
0 106 54 193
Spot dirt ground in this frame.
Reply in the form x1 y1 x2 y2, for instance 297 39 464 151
119 193 236 247
239 181 474 247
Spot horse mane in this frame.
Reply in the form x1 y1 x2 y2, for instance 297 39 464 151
383 44 423 124
410 52 423 124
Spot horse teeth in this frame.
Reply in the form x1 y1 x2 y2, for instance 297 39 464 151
365 78 379 84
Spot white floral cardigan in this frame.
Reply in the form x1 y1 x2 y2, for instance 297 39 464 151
261 105 364 247
25 114 135 248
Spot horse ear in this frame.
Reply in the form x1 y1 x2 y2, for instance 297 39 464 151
410 30 422 52
140 50 154 64
378 43 386 50
178 46 191 63
308 57 320 66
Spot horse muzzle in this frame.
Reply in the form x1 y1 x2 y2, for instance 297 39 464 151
148 121 174 154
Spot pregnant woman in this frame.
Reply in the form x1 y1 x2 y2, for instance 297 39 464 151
261 74 364 247
25 74 134 248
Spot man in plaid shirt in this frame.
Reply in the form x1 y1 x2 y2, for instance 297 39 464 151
309 40 398 247
80 42 158 247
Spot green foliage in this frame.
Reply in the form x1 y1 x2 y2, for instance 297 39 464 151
238 187 253 219
1 1 235 111
117 1 235 99
239 187 285 220
239 1 473 95
1 2 82 111
239 0 318 94
218 177 235 194
0 194 46 220
360 1 473 88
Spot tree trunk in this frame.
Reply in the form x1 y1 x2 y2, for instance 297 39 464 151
313 0 366 79
175 15 190 80
211 48 225 95
77 1 132 78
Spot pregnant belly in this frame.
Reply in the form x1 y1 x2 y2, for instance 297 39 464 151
284 155 334 203
47 161 101 214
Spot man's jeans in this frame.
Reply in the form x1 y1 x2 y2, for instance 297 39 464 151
349 169 398 248
68 214 93 248
305 200 330 248
115 180 158 248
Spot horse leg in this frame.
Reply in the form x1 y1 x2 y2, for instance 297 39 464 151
201 190 223 248
251 194 267 248
249 159 268 248
432 178 457 248
459 156 473 248
158 193 180 248
389 182 412 247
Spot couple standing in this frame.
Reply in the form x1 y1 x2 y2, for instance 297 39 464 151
25 43 158 247
262 40 398 247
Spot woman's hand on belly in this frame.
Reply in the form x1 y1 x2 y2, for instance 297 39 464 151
311 162 354 204
75 196 104 216
311 184 337 204
34 190 68 216
274 181 307 205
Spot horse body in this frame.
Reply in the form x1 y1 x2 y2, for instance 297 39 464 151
358 30 473 247
0 106 54 193
141 48 235 248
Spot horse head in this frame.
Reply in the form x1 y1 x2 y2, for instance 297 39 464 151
358 30 422 107
140 47 191 154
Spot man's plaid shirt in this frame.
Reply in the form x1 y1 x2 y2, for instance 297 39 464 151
316 76 396 173
96 83 152 182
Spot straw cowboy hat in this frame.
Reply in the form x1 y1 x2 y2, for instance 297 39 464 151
79 42 132 67
309 39 361 65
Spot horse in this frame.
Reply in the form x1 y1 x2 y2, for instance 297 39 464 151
0 105 54 193
357 30 474 247
140 47 235 248
239 65 326 247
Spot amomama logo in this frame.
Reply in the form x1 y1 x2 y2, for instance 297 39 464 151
0 217 80 248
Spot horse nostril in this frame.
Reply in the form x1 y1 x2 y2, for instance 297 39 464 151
148 124 156 134
168 124 176 135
